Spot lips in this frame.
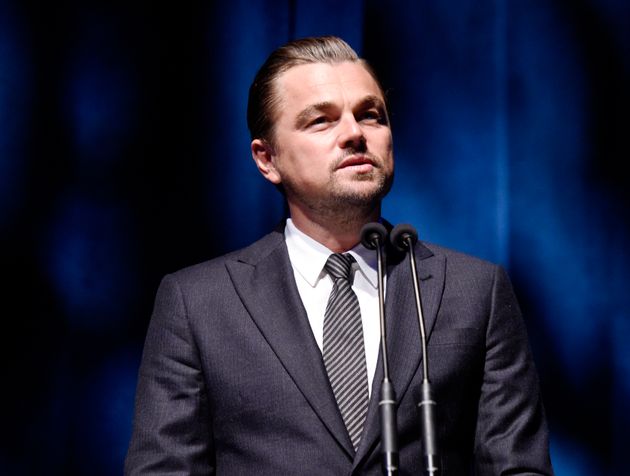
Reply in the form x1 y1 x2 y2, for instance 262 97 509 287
337 155 376 170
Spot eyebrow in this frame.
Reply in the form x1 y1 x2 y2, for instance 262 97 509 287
294 101 335 129
357 95 387 112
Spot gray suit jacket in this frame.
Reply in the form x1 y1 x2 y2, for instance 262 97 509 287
125 227 553 475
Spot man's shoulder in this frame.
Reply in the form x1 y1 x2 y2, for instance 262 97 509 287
166 226 287 285
419 240 502 277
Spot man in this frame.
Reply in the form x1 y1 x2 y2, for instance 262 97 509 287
125 36 553 475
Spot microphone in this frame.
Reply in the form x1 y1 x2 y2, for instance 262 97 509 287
390 224 439 476
360 222 399 475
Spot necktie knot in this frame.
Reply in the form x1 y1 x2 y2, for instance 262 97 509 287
325 253 355 282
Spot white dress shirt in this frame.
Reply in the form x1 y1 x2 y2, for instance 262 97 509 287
284 218 383 396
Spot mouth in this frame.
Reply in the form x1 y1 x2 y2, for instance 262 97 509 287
336 155 377 172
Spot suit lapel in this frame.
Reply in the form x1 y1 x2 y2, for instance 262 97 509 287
354 242 446 466
225 231 355 457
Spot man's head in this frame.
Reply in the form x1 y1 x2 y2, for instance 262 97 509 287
247 36 387 149
249 36 394 231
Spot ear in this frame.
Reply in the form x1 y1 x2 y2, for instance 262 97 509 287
251 139 282 184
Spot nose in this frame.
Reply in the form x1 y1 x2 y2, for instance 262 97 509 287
337 114 366 150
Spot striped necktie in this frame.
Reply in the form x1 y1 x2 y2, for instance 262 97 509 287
323 253 370 451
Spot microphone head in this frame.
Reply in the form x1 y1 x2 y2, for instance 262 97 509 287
360 222 388 250
390 223 418 252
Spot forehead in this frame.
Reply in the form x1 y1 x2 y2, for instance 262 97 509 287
274 61 385 113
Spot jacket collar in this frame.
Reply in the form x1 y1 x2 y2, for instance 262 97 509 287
226 228 356 456
225 226 446 463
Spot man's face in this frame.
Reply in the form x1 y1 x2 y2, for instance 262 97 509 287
254 61 394 216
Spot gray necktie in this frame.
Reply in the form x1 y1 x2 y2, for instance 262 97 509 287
323 253 370 451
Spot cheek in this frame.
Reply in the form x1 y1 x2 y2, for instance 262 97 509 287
272 133 339 181
275 152 330 187
286 143 334 172
297 160 333 183
377 140 394 168
383 133 394 153
369 130 393 154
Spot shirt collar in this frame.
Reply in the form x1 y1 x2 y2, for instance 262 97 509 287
284 218 378 289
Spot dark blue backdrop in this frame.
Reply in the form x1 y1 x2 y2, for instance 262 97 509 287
1 1 628 474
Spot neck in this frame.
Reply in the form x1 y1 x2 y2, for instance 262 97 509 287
288 203 381 253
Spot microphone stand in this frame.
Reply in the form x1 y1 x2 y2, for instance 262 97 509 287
360 222 399 475
391 224 439 475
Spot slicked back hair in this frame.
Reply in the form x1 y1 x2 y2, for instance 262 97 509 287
247 36 386 149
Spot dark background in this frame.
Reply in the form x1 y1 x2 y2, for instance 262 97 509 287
1 0 628 474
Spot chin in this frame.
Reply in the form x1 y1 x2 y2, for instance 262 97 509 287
348 175 392 197
332 186 389 208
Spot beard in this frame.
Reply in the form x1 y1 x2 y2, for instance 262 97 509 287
326 165 393 209
282 151 394 217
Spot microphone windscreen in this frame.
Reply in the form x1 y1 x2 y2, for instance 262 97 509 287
390 223 418 252
360 222 388 250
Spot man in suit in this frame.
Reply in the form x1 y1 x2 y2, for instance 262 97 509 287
125 36 553 475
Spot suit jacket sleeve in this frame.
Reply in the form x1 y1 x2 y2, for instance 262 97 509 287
473 265 553 475
125 274 214 475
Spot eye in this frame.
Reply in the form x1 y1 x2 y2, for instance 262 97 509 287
306 115 334 130
310 116 328 125
358 109 387 124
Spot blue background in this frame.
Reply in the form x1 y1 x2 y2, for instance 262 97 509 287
1 0 628 474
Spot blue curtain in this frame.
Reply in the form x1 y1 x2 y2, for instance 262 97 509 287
1 1 628 474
